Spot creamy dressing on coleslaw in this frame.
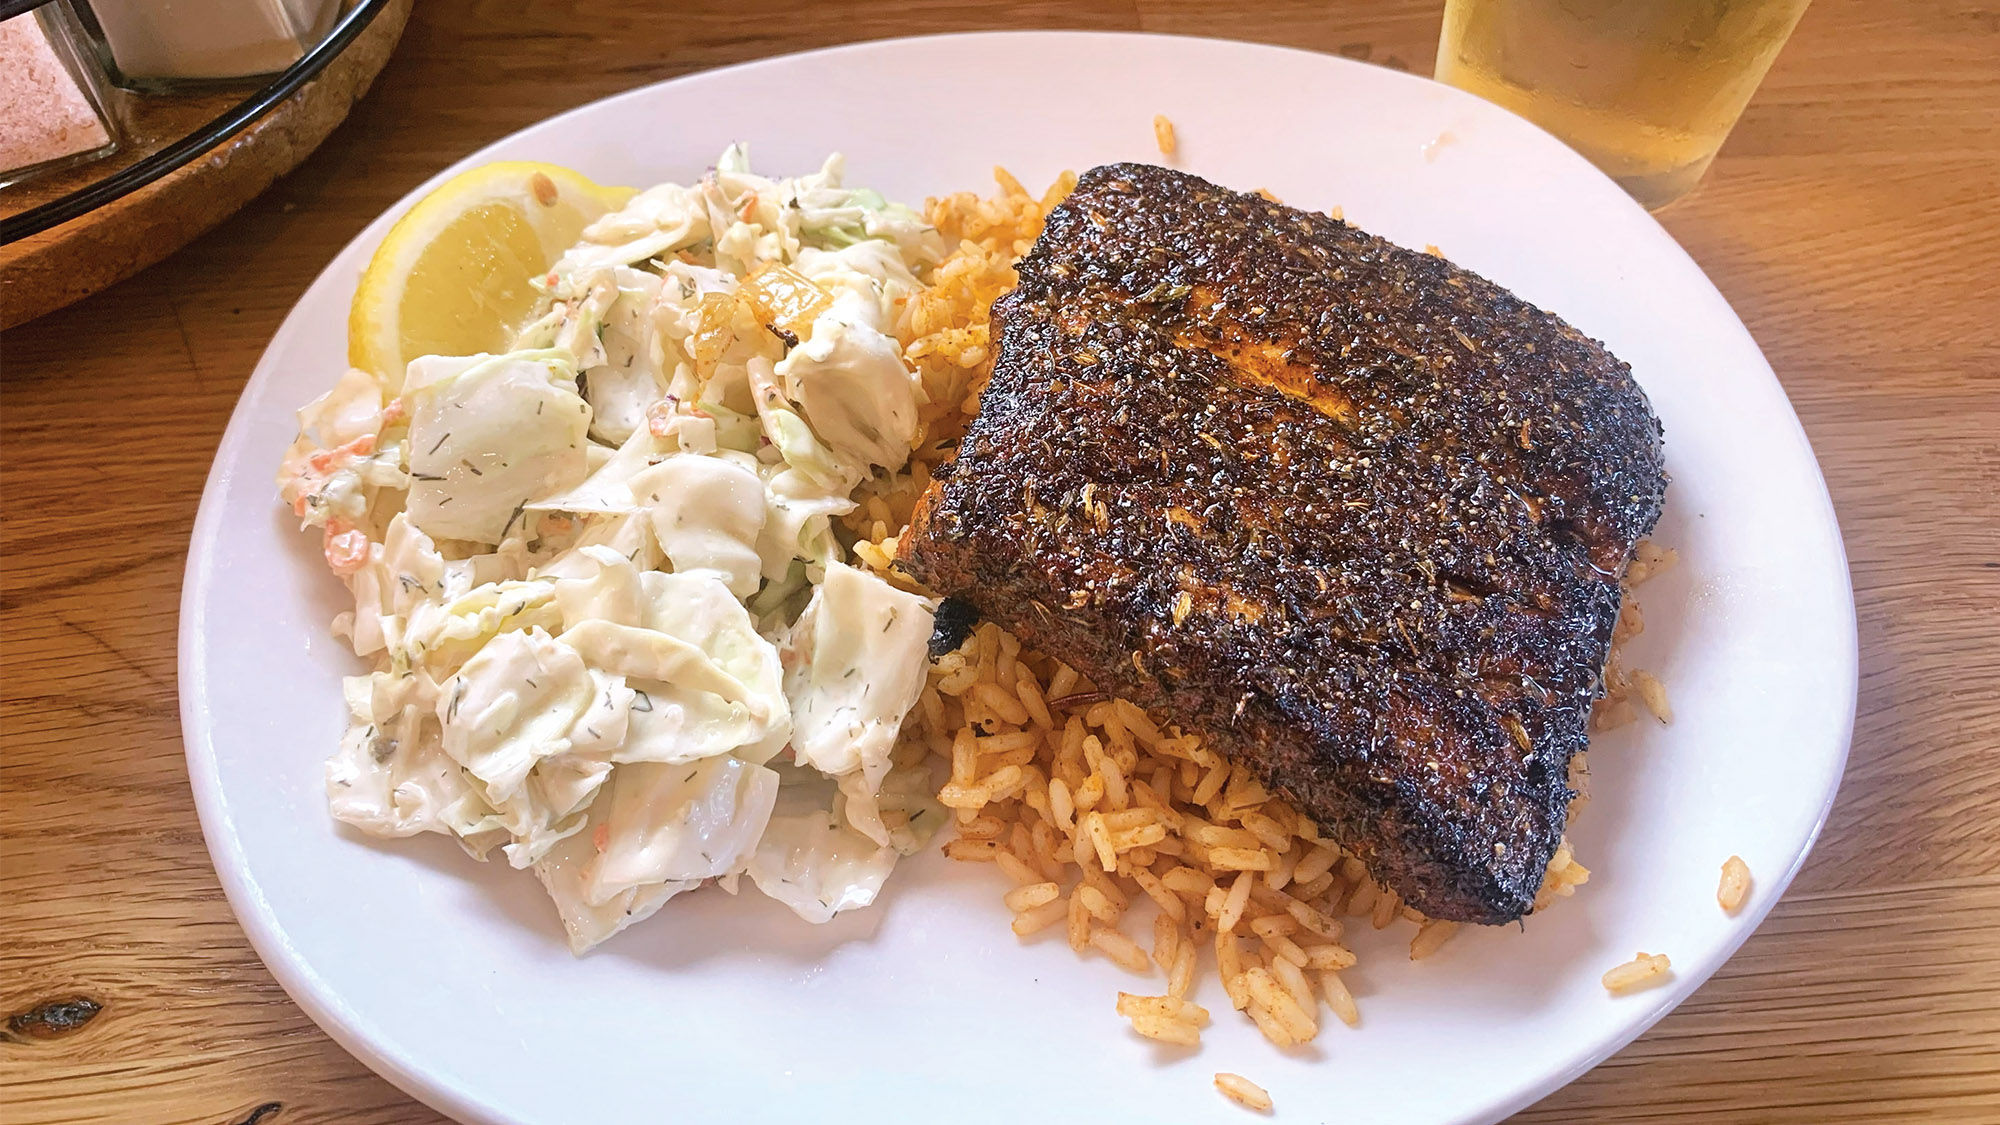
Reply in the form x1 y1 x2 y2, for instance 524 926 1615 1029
281 148 948 951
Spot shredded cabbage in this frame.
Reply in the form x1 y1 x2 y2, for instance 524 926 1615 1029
627 453 766 598
326 669 497 845
757 466 854 582
404 351 591 544
590 756 779 902
784 561 935 786
746 764 900 924
436 629 602 805
534 788 696 953
777 303 921 476
293 148 947 952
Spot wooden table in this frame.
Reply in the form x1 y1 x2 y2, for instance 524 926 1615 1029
4 2 1996 1121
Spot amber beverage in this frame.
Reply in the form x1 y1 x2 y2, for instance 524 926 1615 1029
1436 0 1809 208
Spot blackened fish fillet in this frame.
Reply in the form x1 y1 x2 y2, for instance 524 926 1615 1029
897 163 1666 924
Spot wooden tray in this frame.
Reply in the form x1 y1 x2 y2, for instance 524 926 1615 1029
0 0 410 329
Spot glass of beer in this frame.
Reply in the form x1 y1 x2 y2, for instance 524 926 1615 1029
1435 0 1810 208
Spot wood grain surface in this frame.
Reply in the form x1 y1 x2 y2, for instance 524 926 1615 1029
3 1 1997 1122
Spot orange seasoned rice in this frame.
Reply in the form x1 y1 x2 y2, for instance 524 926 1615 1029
1215 1072 1274 1113
1718 855 1752 914
848 169 1667 1062
1602 952 1673 994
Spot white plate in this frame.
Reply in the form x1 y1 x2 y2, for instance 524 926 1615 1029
181 31 1856 1125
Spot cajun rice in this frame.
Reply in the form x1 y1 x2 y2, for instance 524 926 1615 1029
1215 1072 1275 1112
1602 952 1673 994
1718 855 1752 914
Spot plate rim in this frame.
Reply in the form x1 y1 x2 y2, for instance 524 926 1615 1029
179 29 1859 1125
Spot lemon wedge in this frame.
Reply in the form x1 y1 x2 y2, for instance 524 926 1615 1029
347 162 635 384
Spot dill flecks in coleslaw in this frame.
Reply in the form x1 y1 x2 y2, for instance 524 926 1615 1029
278 147 950 952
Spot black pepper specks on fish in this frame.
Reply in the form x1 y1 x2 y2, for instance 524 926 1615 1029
897 162 1666 925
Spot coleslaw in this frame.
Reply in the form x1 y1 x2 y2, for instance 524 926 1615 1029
279 148 949 951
